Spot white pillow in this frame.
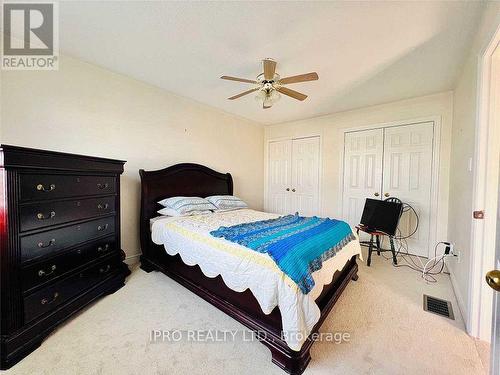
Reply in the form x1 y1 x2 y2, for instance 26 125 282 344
157 207 210 217
206 195 248 210
157 196 216 215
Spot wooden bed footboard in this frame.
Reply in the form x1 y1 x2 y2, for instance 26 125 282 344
139 163 358 375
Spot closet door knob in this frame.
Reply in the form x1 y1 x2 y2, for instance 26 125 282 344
374 192 380 197
384 193 390 197
292 188 296 192
286 188 290 191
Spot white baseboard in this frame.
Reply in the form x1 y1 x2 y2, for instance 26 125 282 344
124 253 141 266
448 265 468 330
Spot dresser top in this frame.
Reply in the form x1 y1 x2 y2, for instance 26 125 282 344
0 145 126 173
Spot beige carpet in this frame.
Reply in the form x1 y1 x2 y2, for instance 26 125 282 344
5 249 489 375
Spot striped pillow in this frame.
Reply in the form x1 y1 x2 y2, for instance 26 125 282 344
157 196 216 215
206 195 248 210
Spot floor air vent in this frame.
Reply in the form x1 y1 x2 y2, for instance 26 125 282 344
423 295 455 320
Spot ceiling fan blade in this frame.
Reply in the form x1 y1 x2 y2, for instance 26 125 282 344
263 59 277 80
276 86 308 101
228 87 259 100
279 72 319 85
221 76 258 84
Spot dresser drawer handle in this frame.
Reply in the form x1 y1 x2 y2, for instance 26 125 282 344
38 264 56 277
97 203 109 210
97 183 109 189
36 183 56 192
97 224 109 232
41 292 59 305
38 239 56 248
98 244 110 253
37 211 56 220
99 265 111 274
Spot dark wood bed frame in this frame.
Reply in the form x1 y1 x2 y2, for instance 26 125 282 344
139 163 358 375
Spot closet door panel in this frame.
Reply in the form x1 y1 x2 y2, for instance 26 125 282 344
382 122 434 257
342 129 384 228
267 140 292 214
290 137 320 216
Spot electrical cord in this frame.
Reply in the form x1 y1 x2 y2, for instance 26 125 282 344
392 202 419 239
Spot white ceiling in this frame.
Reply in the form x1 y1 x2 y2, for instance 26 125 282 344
59 1 484 125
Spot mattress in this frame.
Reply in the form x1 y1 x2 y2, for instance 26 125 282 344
151 208 361 351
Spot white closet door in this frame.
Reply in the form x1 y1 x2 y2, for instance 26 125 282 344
290 137 320 216
382 122 434 257
267 140 292 214
342 129 384 228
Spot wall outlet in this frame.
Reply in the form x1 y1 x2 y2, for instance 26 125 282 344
443 242 454 255
454 250 461 264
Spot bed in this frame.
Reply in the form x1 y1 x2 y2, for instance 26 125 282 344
139 163 360 375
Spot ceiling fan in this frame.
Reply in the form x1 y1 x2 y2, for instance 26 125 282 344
221 58 319 109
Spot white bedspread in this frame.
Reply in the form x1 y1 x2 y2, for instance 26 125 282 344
151 209 361 351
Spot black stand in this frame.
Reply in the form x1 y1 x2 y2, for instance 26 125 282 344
356 226 398 267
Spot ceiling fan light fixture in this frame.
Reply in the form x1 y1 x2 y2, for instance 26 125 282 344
221 58 318 109
268 89 280 103
263 96 273 109
255 88 280 105
255 89 267 102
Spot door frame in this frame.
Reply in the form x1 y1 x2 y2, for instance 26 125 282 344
468 25 500 343
338 116 442 259
264 134 323 214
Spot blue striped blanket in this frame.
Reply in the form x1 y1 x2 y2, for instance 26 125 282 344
210 214 355 294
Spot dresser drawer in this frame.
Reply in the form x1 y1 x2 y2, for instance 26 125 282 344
21 217 116 263
20 196 116 232
20 174 116 201
21 236 117 292
23 258 120 323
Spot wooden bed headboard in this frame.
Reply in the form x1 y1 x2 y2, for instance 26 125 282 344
139 163 233 255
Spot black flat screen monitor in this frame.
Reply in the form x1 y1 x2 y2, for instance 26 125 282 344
360 198 403 236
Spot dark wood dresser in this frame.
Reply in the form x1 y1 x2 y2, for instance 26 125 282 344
0 145 130 369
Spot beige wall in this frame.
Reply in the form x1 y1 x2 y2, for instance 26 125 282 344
265 91 453 251
0 55 264 261
447 2 500 334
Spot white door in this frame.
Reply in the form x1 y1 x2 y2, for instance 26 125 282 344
489 41 500 375
267 140 292 215
342 129 384 228
267 137 320 216
382 122 434 257
290 137 320 216
490 170 500 375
